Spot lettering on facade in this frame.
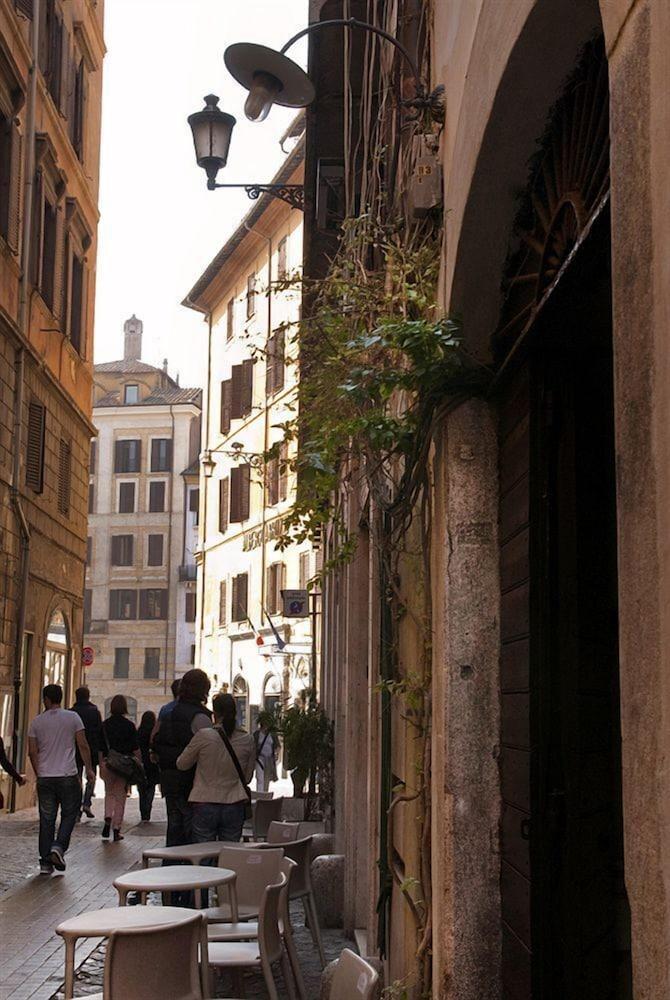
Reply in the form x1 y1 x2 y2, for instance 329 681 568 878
242 517 287 552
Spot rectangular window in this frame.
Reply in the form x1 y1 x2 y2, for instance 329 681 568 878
113 647 130 680
147 534 164 566
265 331 285 396
111 534 134 567
246 273 256 319
229 464 250 523
144 648 160 680
124 384 139 404
266 562 285 616
57 438 71 516
226 298 234 341
139 589 168 620
109 590 137 620
114 439 141 473
151 438 172 472
0 111 21 253
118 482 136 514
219 477 229 534
190 644 196 665
231 573 249 623
83 588 92 630
86 537 92 566
185 592 196 623
219 580 227 626
25 399 46 493
41 197 57 311
88 481 95 514
148 481 166 513
299 551 310 591
189 488 200 521
230 360 254 420
71 57 86 162
89 439 97 474
220 379 232 434
277 236 288 279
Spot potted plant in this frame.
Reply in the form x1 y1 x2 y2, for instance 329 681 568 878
278 691 334 818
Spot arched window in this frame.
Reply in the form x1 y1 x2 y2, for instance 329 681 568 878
44 610 70 700
233 675 248 729
263 674 282 717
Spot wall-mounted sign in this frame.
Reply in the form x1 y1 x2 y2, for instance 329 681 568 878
281 589 309 618
82 646 94 667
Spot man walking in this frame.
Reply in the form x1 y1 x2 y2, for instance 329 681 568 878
28 684 95 874
71 686 103 819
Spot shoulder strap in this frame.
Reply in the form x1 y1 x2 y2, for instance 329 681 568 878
218 728 252 802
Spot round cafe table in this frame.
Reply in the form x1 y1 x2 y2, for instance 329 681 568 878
56 905 195 1000
113 863 237 912
141 841 234 867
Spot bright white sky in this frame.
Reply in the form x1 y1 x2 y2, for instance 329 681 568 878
94 0 308 387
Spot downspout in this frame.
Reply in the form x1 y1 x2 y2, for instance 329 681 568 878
10 0 40 804
163 405 175 695
198 311 213 656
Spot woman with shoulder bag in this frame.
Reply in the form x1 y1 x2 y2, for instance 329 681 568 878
100 695 142 842
176 692 255 843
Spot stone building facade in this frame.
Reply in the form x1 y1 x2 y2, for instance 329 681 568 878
0 0 104 810
84 317 201 723
184 133 316 727
308 0 670 997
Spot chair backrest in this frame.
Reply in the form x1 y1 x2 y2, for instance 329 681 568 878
253 796 285 838
297 820 326 837
103 913 204 1000
258 836 312 896
278 856 296 929
217 845 284 908
267 821 300 844
330 949 379 1000
257 872 286 966
251 790 274 800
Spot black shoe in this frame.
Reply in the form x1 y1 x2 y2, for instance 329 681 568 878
83 807 95 819
113 829 124 842
102 819 111 839
49 846 66 871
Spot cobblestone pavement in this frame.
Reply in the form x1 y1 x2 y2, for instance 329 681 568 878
1 792 351 999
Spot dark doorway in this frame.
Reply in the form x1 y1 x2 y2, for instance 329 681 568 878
498 207 632 999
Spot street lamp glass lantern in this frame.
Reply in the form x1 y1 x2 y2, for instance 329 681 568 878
224 43 315 121
188 94 236 188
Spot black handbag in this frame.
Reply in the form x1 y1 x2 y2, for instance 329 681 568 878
103 726 146 787
218 728 253 820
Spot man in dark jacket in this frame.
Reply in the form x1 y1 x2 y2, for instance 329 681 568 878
152 669 212 846
71 687 103 819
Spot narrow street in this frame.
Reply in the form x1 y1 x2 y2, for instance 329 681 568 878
0 794 348 999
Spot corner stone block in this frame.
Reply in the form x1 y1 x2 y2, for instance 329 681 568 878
311 853 345 927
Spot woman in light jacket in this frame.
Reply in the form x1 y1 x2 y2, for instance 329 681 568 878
176 692 255 843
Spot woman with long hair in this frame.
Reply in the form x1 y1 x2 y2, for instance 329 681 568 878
137 710 160 822
176 692 255 843
100 695 140 841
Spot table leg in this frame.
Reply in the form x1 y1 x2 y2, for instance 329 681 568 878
117 888 127 906
63 936 76 1000
228 881 239 922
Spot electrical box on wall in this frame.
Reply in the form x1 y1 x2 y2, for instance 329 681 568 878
409 134 443 218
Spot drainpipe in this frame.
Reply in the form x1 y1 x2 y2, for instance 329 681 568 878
10 0 40 804
163 405 176 695
198 311 213 657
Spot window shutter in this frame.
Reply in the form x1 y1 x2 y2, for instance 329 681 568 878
38 0 49 73
279 443 289 502
219 580 227 625
189 488 199 513
265 334 275 395
277 236 287 279
226 298 234 341
185 592 196 623
267 564 276 614
69 253 84 354
230 464 250 523
57 437 71 515
89 439 96 474
231 575 239 623
5 122 21 254
230 364 244 419
246 273 255 318
273 330 285 393
219 477 229 533
48 12 63 106
139 590 148 619
15 0 34 18
30 170 43 287
267 456 279 506
238 573 248 620
59 30 71 117
111 536 121 564
53 203 65 321
26 399 45 492
220 379 232 434
114 440 122 472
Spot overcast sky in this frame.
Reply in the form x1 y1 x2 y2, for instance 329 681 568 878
94 0 308 387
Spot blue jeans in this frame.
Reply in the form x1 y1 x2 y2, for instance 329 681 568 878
192 801 246 844
37 776 82 862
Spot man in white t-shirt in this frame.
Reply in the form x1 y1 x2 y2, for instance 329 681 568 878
28 683 95 875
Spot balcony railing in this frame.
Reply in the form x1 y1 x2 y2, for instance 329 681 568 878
179 564 197 582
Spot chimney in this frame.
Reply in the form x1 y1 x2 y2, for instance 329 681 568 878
123 315 143 361
162 358 168 374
